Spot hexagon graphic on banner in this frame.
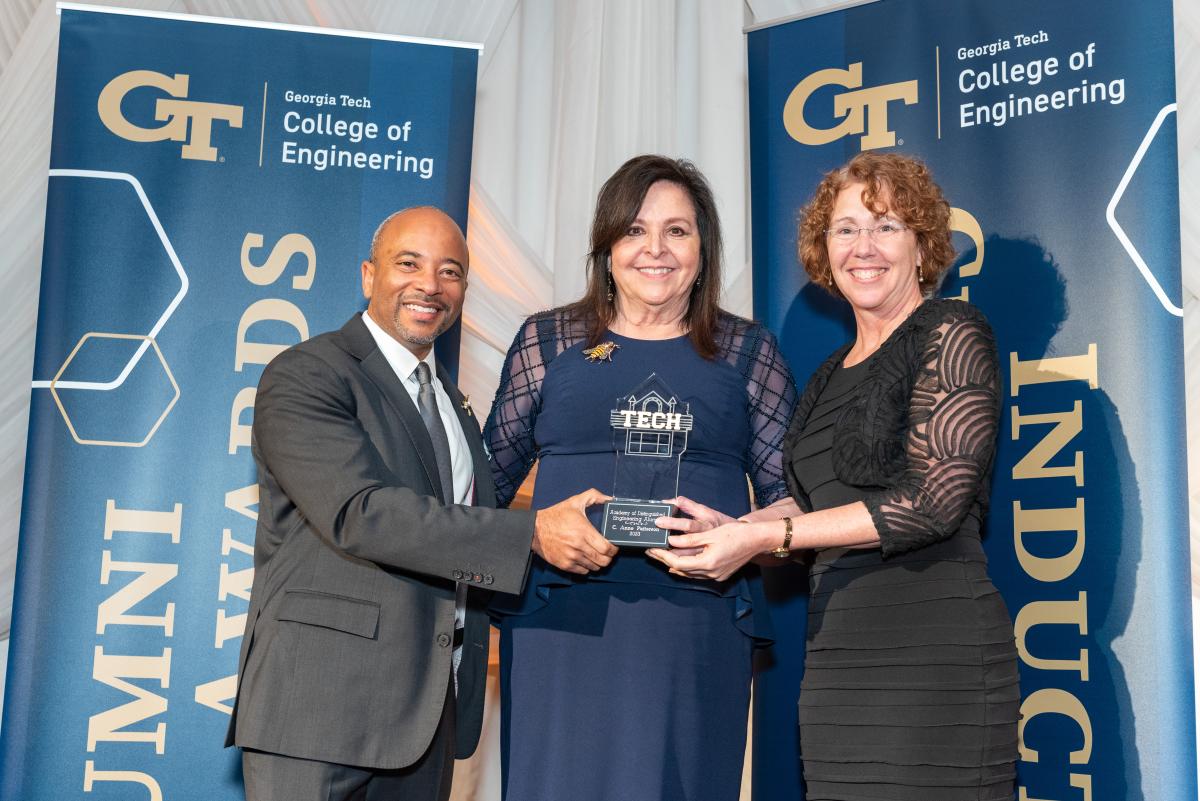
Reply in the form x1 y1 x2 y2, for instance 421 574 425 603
50 333 180 447
1106 103 1183 317
31 169 189 446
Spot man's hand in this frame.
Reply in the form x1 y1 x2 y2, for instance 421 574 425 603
532 489 617 574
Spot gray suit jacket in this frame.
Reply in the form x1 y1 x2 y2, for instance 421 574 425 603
226 314 535 769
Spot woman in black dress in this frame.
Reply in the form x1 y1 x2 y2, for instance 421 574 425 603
650 152 1019 801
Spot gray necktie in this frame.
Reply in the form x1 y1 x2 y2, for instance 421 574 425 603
416 362 465 690
415 361 456 503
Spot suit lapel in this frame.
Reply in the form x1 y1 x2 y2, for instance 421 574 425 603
338 315 447 503
436 363 496 508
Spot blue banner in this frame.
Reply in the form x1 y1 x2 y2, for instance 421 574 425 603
748 1 1193 799
0 7 477 800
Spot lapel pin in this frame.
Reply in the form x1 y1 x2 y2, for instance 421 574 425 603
461 395 474 417
583 341 620 363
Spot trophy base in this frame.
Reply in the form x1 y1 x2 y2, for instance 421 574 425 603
601 499 675 548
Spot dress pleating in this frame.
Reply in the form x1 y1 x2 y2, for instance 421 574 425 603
789 357 1019 801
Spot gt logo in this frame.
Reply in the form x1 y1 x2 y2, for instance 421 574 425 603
98 70 244 161
783 63 917 151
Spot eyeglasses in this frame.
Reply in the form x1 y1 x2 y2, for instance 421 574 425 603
825 222 908 243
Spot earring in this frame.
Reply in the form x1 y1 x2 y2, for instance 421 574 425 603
918 264 924 283
606 269 614 303
695 274 702 289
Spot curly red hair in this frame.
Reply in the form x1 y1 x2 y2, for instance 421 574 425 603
797 153 954 298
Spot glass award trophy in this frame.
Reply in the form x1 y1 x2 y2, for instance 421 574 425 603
601 374 692 548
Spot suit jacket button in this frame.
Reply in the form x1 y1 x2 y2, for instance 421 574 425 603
473 573 483 583
484 575 494 585
452 570 463 580
437 633 451 648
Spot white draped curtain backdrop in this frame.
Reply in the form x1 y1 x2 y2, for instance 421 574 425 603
0 0 1195 797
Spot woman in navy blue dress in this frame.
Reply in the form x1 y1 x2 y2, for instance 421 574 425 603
483 155 798 801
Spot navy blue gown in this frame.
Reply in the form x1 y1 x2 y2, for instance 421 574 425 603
484 309 797 801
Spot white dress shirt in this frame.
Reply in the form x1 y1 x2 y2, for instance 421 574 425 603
361 312 473 685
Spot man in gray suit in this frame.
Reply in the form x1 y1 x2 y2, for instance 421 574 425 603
227 207 616 801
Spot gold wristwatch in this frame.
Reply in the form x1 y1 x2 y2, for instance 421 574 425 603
769 516 793 558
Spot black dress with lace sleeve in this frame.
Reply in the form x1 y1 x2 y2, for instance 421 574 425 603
784 297 1000 557
782 298 1019 801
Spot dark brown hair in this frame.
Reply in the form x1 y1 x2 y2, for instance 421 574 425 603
567 154 724 359
798 152 955 298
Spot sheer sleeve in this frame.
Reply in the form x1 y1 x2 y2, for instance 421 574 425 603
483 310 588 508
746 327 799 506
482 317 548 508
718 318 799 507
863 312 1001 558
